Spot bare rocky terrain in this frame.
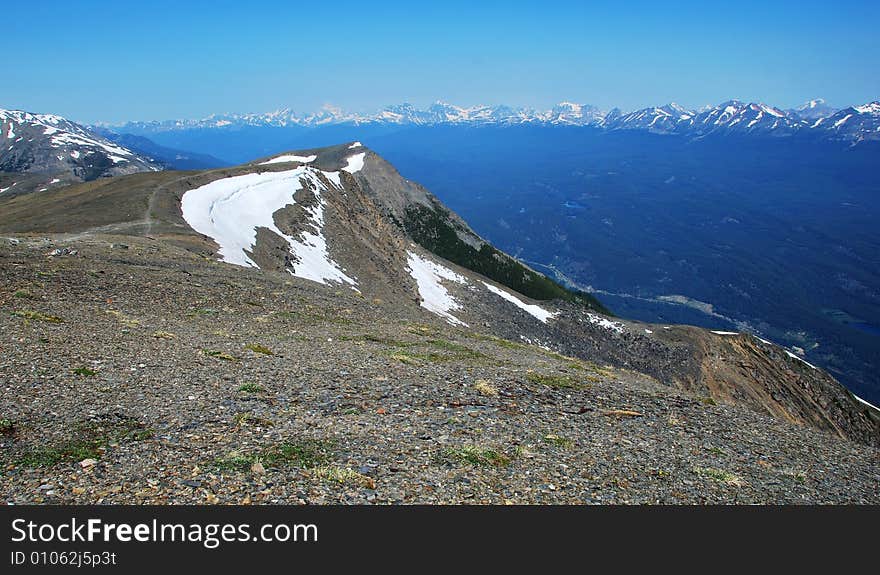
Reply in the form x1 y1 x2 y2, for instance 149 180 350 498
1 235 878 504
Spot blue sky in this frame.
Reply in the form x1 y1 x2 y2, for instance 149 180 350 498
2 0 878 123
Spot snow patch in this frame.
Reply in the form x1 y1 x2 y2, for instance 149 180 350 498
711 331 739 335
784 349 817 369
259 154 316 165
851 393 880 412
586 313 624 333
481 281 556 323
342 152 365 174
180 168 357 289
406 251 468 326
348 141 362 149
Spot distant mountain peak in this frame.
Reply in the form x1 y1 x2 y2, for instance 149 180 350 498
0 108 161 184
108 98 880 144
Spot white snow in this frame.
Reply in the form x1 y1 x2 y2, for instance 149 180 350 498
851 393 880 412
259 154 317 165
711 330 739 335
586 313 624 333
854 103 880 115
644 329 653 334
481 281 556 323
108 155 128 164
180 168 357 289
348 141 362 149
49 178 60 184
833 114 852 128
70 150 80 159
341 152 366 174
784 349 817 369
406 250 468 326
5 122 13 139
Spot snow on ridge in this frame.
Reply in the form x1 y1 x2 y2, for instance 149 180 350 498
784 349 817 370
342 152 366 174
406 251 468 327
852 393 880 412
711 330 739 335
180 167 357 289
259 154 317 165
586 313 624 333
481 281 556 323
348 141 362 149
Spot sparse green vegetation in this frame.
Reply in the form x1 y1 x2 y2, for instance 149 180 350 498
310 466 375 488
262 439 334 469
233 412 274 427
542 433 574 449
212 453 255 472
439 445 513 467
238 383 265 393
474 379 498 397
245 343 273 355
203 349 236 362
152 330 176 340
12 416 151 468
0 419 16 436
12 310 63 323
695 467 744 486
403 203 609 312
72 367 97 377
13 289 34 299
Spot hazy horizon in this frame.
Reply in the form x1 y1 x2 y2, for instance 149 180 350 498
2 0 878 124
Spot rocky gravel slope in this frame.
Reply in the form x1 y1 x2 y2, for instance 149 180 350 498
1 235 877 504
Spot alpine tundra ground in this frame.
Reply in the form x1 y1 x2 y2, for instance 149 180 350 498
1 235 877 504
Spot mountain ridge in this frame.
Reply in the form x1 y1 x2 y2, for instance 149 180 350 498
107 98 880 143
1 142 876 446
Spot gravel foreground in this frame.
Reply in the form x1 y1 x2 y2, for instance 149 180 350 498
1 235 878 504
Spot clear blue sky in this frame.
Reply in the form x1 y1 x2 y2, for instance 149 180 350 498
2 0 878 123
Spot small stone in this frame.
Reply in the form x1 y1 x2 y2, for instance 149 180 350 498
251 461 265 475
181 479 202 488
79 458 97 469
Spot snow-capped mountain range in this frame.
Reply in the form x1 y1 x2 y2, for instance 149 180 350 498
113 99 880 143
1 108 160 181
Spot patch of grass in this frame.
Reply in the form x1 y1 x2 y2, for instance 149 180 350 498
700 396 718 406
406 324 441 337
72 367 97 377
695 467 744 486
427 339 484 358
203 349 236 362
13 289 34 299
310 465 375 488
438 445 513 467
542 433 573 449
233 412 274 427
238 383 265 393
474 379 498 397
707 446 725 456
360 334 415 347
12 310 63 324
262 439 334 469
12 415 151 468
244 343 273 356
152 330 176 340
105 309 140 327
212 453 256 472
526 371 590 390
466 332 525 350
0 419 16 436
